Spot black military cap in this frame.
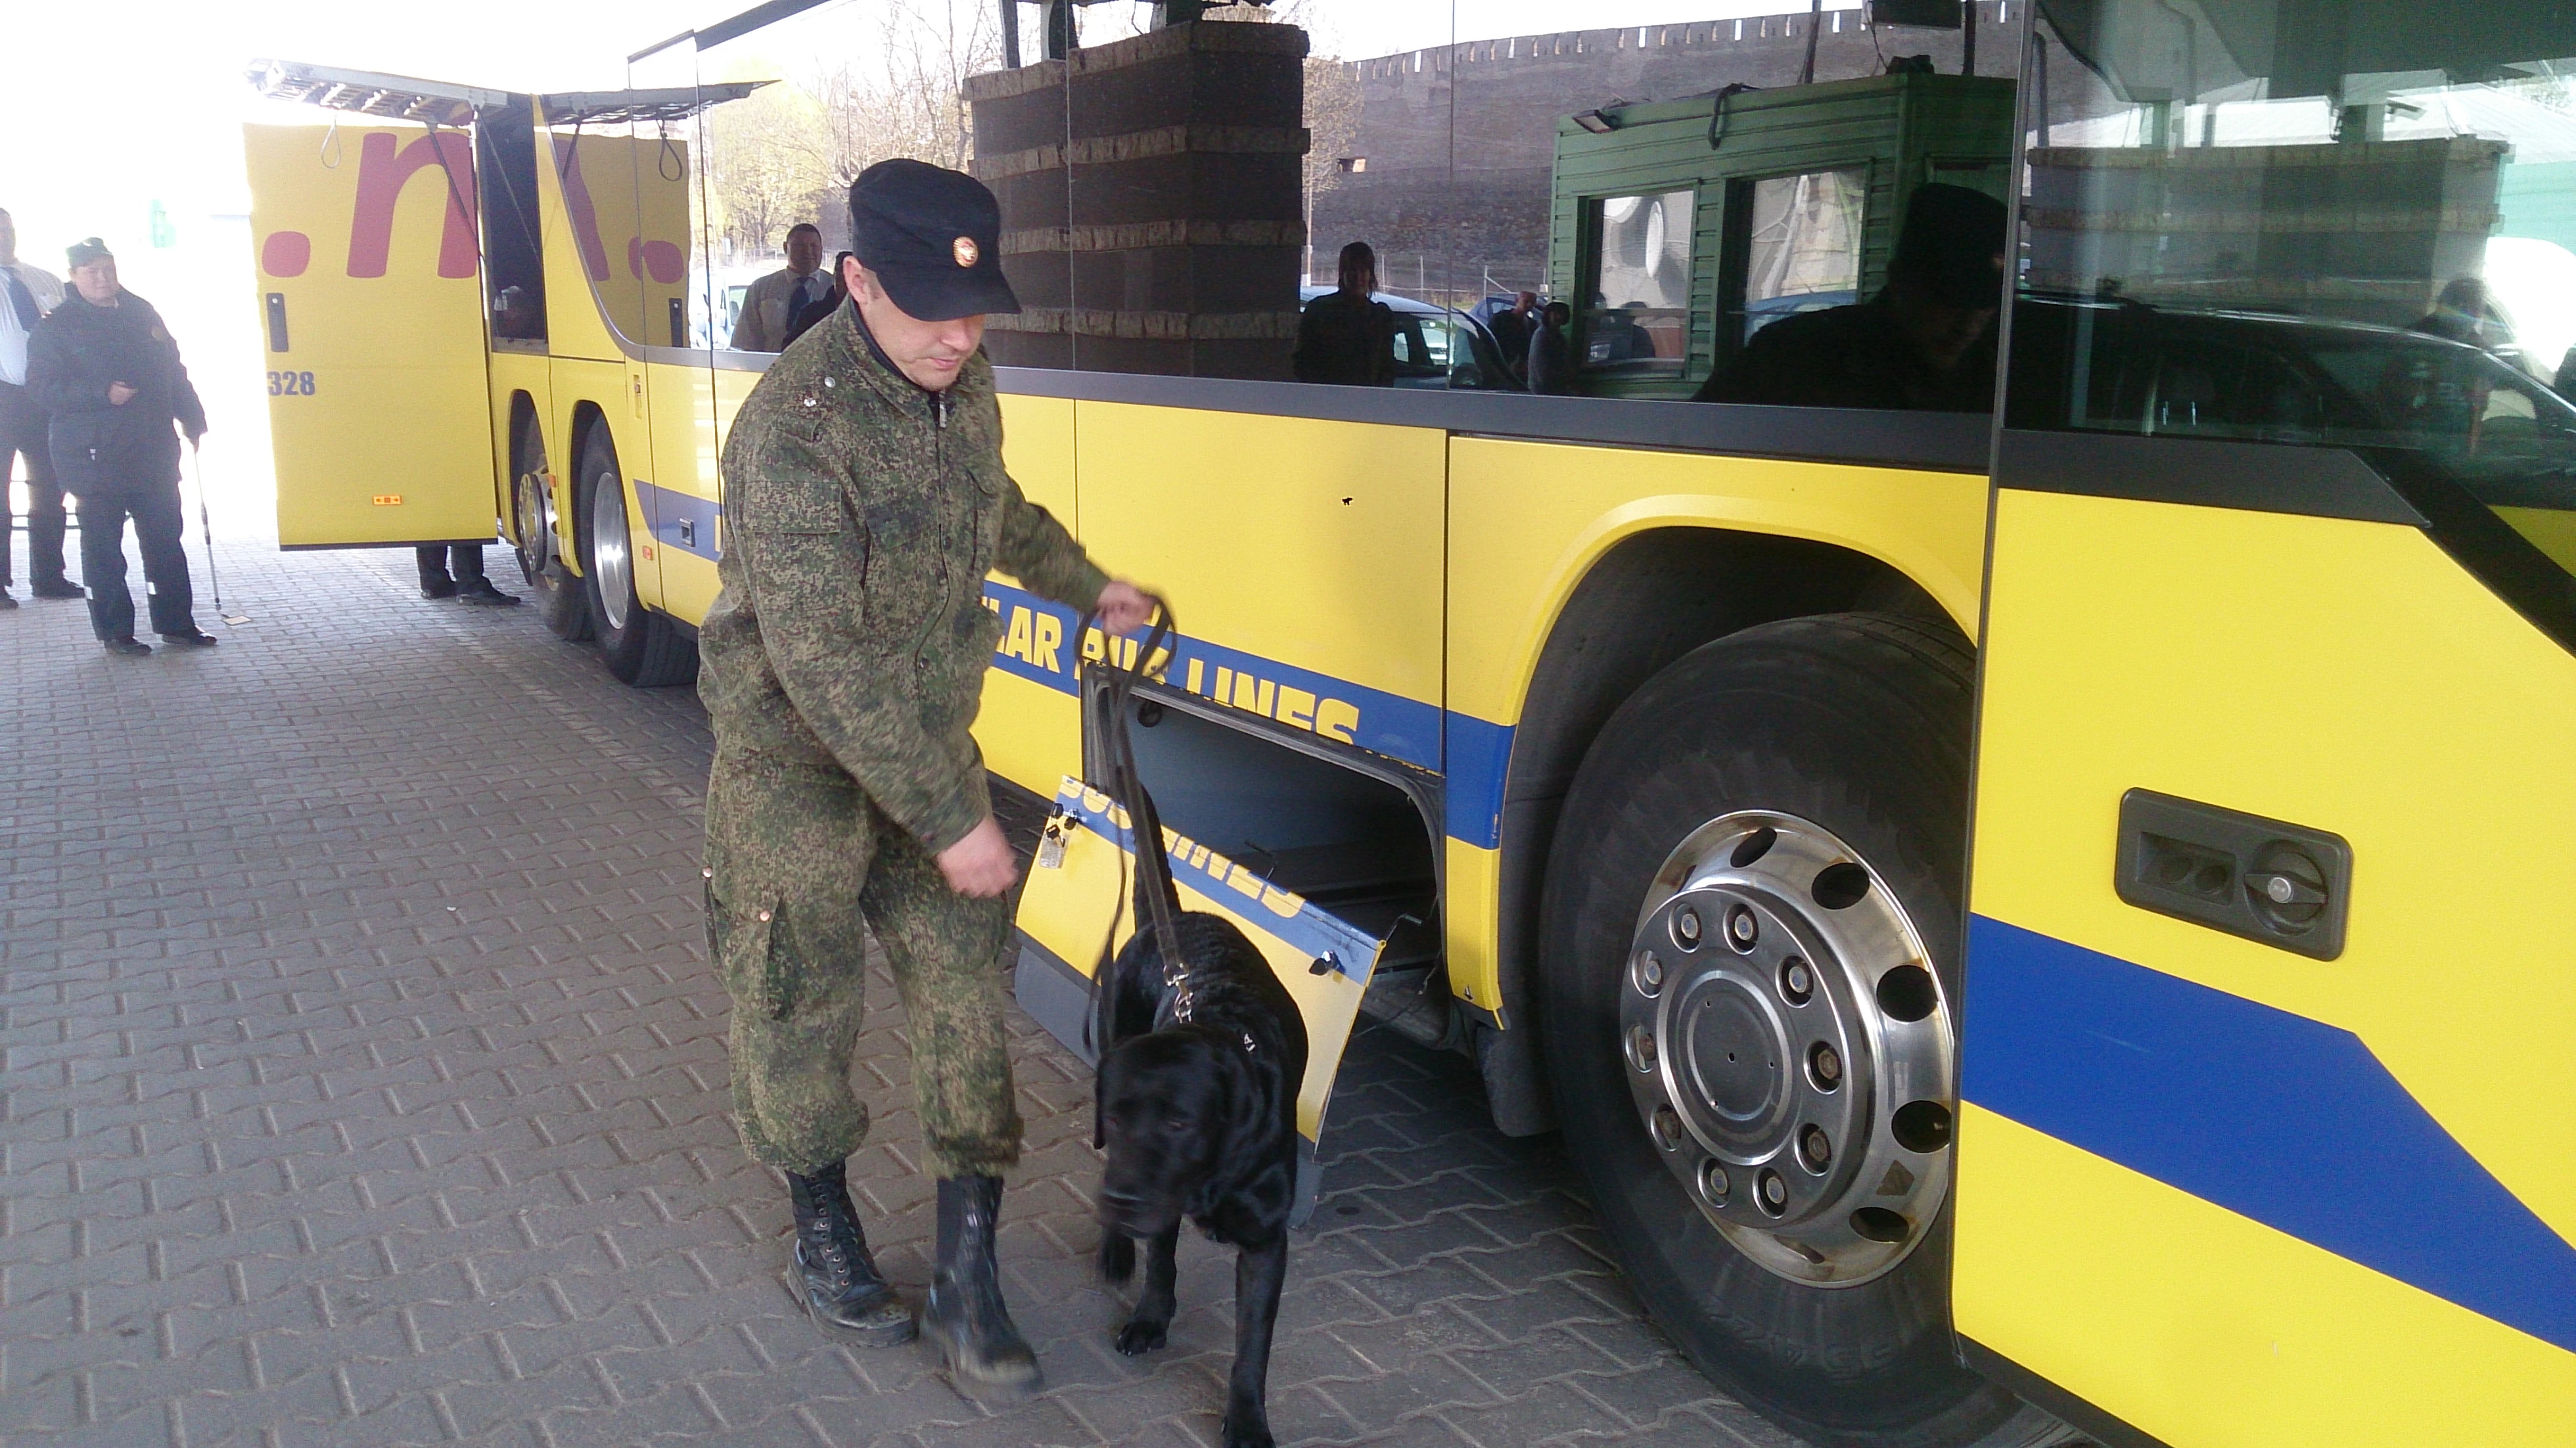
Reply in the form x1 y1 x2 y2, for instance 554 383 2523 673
848 159 1019 322
1889 183 2008 310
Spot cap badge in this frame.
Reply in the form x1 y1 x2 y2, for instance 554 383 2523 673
952 236 980 268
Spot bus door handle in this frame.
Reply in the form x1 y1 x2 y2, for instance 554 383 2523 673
2113 789 2352 961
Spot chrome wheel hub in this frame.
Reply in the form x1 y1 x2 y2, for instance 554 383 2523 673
513 470 555 579
1621 811 1955 1286
589 467 632 631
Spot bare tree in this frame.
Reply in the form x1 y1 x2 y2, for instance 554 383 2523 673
818 0 1003 181
705 81 835 260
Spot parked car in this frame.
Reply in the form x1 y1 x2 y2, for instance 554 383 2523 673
1299 288 1525 390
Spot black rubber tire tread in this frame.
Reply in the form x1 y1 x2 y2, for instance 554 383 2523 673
577 428 697 689
1537 611 2029 1448
517 419 593 643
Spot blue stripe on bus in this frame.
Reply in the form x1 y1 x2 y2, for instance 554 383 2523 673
1962 914 2576 1353
978 581 1519 849
633 479 721 562
1442 713 1513 851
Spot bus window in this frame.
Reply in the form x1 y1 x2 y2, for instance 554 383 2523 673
2008 0 2576 593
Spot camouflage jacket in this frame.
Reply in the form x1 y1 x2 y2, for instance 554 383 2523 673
699 306 1111 853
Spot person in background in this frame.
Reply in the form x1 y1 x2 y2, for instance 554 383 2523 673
1486 290 1538 380
1293 241 1396 386
1527 300 1575 396
731 223 829 353
0 208 76 608
1695 183 2006 413
25 238 214 655
781 252 854 349
417 543 518 604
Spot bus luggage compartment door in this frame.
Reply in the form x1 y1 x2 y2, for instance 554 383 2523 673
245 124 496 549
1013 773 1387 1226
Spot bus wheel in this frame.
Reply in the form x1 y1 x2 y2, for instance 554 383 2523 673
513 422 591 643
575 428 697 689
1538 614 2059 1448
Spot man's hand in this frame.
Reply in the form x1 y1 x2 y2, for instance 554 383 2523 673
107 382 136 405
936 816 1019 898
1095 579 1156 637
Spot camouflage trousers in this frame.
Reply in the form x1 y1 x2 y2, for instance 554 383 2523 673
703 751 1022 1179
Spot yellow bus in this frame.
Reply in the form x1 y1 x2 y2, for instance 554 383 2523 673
246 2 2576 1444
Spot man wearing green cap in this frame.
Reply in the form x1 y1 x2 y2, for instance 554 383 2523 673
25 238 216 654
698 158 1155 1391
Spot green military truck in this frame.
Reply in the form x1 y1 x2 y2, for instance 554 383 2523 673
1550 70 2016 397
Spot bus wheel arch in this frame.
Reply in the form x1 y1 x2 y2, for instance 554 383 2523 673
510 396 591 643
1533 611 2061 1447
1481 528 1953 1138
570 418 697 688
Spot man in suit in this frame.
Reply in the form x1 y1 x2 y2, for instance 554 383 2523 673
730 223 829 352
0 208 76 606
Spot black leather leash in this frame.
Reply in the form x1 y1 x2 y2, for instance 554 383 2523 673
1077 600 1193 1023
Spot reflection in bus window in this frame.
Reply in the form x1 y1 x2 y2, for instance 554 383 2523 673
1584 190 1693 374
2008 0 2576 583
1743 170 1865 342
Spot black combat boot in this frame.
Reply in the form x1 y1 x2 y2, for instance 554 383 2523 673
922 1175 1041 1394
784 1162 915 1345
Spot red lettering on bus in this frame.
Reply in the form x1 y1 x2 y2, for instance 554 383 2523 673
550 139 612 283
262 230 311 278
347 131 479 280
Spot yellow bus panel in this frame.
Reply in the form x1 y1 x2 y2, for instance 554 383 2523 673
244 124 495 549
1962 489 2576 1438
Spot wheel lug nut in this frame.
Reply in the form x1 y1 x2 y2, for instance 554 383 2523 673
1726 903 1757 950
1624 1025 1657 1073
1674 907 1702 948
1799 1125 1833 1171
1779 957 1814 1005
1808 1042 1842 1090
1631 950 1665 997
1697 1159 1730 1205
1650 1106 1684 1152
1757 1167 1787 1214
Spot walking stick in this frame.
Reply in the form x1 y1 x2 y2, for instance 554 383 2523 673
188 438 247 624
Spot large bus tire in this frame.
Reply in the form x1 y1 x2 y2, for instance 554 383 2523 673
575 429 698 689
1537 614 2059 1448
513 420 592 643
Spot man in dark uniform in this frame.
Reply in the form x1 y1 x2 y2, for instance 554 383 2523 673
1697 183 2009 413
698 159 1153 1391
25 238 216 654
415 543 518 604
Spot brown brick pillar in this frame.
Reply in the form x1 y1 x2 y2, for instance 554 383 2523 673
968 21 1310 378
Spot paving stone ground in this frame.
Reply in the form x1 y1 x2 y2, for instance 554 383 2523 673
0 523 1810 1448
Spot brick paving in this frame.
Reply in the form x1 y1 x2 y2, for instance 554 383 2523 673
0 526 1805 1448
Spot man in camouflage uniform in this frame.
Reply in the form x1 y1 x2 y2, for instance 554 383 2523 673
698 159 1153 1390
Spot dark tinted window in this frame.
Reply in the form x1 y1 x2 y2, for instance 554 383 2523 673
2008 0 2576 590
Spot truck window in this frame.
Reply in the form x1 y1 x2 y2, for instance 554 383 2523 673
1581 189 1694 374
1739 169 1866 342
2006 0 2576 600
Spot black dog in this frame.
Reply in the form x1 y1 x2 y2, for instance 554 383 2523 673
1093 907 1307 1448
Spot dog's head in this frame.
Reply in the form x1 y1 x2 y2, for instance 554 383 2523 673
1094 1026 1264 1238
